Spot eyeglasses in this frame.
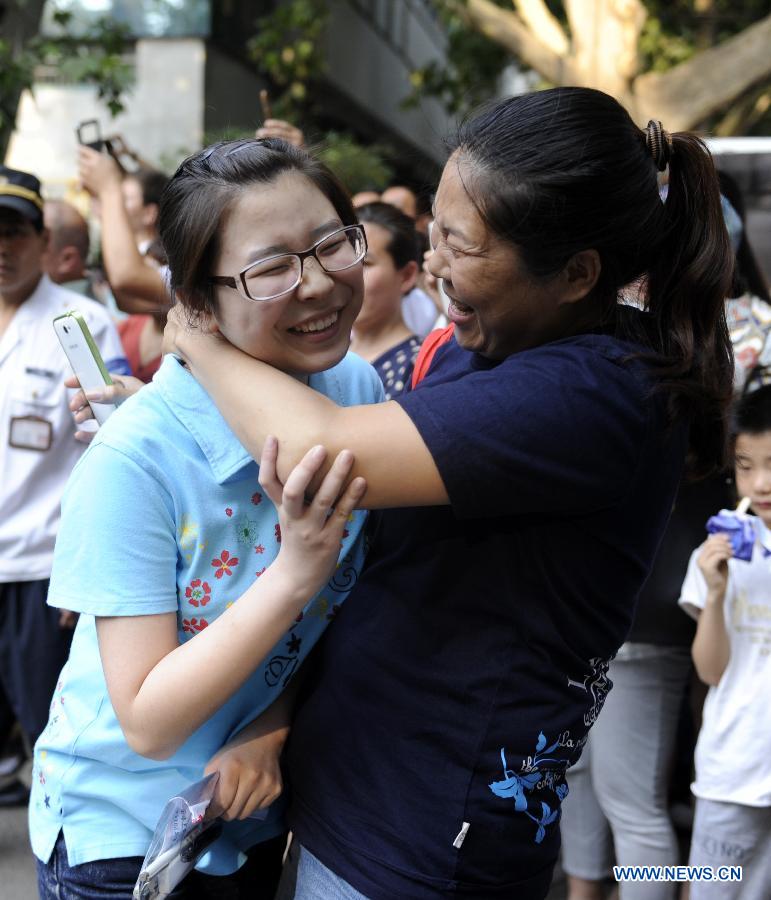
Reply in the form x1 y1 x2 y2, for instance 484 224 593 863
210 224 367 302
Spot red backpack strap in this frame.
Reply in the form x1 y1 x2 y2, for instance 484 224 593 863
411 324 455 389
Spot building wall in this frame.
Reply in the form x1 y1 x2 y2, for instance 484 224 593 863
322 0 452 167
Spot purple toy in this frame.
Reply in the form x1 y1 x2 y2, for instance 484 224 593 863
706 498 755 562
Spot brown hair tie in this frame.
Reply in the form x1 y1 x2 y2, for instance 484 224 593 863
645 120 673 172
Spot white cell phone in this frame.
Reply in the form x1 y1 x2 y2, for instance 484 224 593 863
53 311 116 426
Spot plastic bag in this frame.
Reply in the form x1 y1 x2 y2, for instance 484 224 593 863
133 773 222 900
706 506 756 562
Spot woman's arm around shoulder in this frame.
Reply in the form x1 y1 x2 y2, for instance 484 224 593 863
167 312 448 509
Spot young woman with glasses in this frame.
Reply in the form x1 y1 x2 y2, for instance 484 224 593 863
166 88 734 899
30 139 382 900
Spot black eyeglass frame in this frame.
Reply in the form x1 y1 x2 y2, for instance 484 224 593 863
209 224 367 302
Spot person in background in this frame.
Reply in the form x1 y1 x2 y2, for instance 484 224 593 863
121 166 169 262
78 147 170 316
351 190 380 208
255 118 305 148
96 160 170 375
378 184 437 337
0 165 126 794
380 184 418 219
351 202 421 399
719 169 771 392
116 304 167 383
42 200 93 298
678 378 771 899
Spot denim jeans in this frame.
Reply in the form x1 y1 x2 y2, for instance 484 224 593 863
37 830 286 900
275 841 370 900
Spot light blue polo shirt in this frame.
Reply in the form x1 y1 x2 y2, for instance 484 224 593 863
29 353 384 874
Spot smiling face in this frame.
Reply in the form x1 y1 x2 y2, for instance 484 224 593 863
427 153 580 360
735 431 771 529
210 171 363 376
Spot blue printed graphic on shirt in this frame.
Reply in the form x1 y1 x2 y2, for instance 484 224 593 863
489 731 570 844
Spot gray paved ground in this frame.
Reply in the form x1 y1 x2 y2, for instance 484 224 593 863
0 805 37 899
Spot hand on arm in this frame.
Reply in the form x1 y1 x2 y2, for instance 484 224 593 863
97 439 366 760
692 534 732 686
164 305 448 509
78 146 169 313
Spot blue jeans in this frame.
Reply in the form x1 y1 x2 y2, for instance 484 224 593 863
275 841 370 900
37 830 286 899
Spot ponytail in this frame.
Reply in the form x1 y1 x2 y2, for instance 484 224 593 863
645 133 734 477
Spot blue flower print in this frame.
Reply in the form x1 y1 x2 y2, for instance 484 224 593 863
489 731 569 843
534 801 560 844
489 748 542 811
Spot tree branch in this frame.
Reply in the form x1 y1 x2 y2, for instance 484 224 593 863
512 0 569 57
565 0 647 92
634 12 771 131
456 0 575 85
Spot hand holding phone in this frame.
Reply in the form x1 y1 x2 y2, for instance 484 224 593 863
76 119 104 152
53 311 116 426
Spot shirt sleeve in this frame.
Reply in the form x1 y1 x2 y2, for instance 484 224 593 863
397 344 651 518
47 442 179 616
678 546 708 620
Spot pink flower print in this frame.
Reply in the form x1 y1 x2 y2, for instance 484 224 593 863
255 567 266 577
183 617 209 634
251 492 262 506
254 544 265 554
275 524 282 543
212 550 239 579
185 579 212 607
225 507 233 517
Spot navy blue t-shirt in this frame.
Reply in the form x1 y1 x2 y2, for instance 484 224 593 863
287 330 688 899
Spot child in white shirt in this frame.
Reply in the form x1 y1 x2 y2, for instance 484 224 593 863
679 380 771 899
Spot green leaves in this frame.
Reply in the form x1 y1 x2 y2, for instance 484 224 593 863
247 0 329 119
316 131 395 195
0 7 133 144
403 0 510 118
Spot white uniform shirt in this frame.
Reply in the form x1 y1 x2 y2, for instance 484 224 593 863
679 524 771 807
0 275 126 582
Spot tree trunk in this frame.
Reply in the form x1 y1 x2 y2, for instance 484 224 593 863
633 13 771 130
0 0 48 160
452 1 771 133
